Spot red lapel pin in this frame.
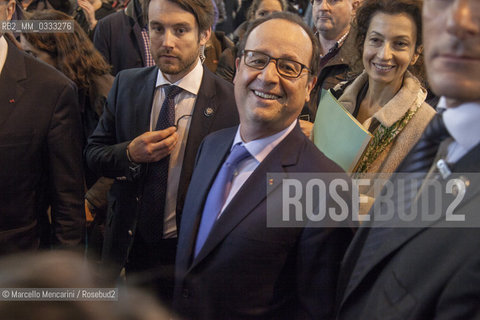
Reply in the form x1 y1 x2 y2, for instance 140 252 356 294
9 99 15 103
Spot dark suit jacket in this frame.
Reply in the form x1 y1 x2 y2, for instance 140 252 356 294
174 125 354 320
0 39 85 254
85 65 238 274
336 144 480 320
94 9 146 76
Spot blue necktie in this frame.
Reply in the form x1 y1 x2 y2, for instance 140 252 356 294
138 85 183 242
194 143 251 257
156 85 183 130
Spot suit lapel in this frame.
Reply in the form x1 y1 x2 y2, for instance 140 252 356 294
176 68 222 219
131 18 146 66
0 41 26 128
447 143 480 211
189 126 304 271
341 222 432 305
133 67 158 136
176 129 235 272
184 68 220 148
340 143 480 306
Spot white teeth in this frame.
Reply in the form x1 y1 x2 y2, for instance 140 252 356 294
254 90 278 100
374 63 394 71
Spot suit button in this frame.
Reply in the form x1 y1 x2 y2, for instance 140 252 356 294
182 289 190 298
136 196 140 202
128 230 133 236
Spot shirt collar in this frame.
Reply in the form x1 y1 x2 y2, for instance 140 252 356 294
0 36 8 76
319 29 349 59
232 120 297 163
155 58 203 95
440 97 480 152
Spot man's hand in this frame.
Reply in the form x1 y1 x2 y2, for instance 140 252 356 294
77 0 98 30
299 120 314 140
85 199 95 225
127 127 178 163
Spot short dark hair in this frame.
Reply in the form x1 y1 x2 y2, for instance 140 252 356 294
246 0 288 21
165 0 214 33
354 0 424 81
237 11 320 78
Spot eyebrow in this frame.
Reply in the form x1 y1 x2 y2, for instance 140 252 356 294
248 49 303 62
149 21 191 28
368 31 412 40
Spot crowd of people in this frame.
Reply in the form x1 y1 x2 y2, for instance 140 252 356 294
1 0 480 319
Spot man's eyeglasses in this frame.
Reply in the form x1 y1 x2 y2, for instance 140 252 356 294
174 114 192 129
241 50 311 79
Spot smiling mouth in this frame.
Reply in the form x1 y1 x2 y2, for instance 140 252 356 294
373 63 395 71
253 90 280 100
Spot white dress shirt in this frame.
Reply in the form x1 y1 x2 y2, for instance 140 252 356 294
218 120 298 217
438 97 480 163
150 59 203 238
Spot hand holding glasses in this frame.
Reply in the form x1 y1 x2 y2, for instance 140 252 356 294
174 114 192 129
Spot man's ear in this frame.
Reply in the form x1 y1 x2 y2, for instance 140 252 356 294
351 0 361 14
304 76 317 103
233 57 241 84
5 0 16 21
199 27 212 46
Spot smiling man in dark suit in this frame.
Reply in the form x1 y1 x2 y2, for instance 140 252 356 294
0 1 85 254
174 12 353 320
336 0 480 319
85 0 238 303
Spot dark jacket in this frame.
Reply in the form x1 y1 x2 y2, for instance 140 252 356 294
0 39 85 254
93 0 147 75
85 66 239 274
306 30 363 121
174 124 354 320
336 140 480 319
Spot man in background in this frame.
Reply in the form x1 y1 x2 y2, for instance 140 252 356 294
301 0 362 134
0 0 85 254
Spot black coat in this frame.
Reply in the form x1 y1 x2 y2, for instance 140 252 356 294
336 142 480 319
0 40 85 253
85 66 239 274
93 9 146 75
174 125 354 320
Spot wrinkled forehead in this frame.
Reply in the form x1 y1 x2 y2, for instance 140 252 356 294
244 19 313 65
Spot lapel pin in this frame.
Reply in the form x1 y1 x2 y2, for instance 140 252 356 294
451 176 469 197
204 107 214 117
437 159 452 179
9 99 15 103
268 178 274 185
459 176 470 188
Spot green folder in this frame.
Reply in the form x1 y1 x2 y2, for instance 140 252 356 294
313 89 372 172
